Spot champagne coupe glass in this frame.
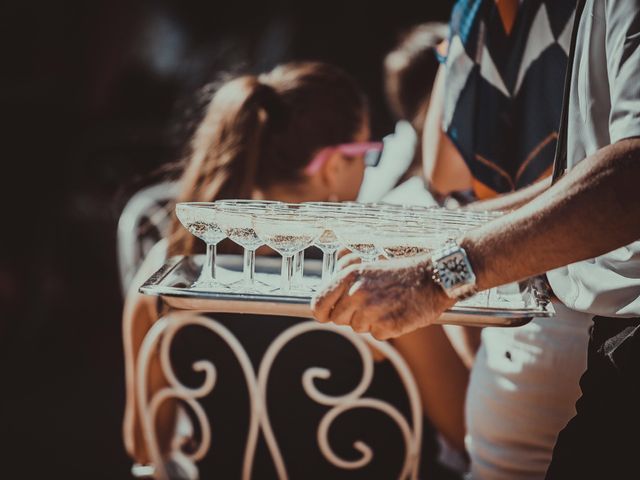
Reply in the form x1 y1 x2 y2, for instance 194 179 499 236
175 202 228 290
215 200 280 292
331 216 383 263
269 203 317 291
301 202 348 283
253 212 323 294
375 225 448 259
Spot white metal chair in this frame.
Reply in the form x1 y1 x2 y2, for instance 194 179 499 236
132 310 424 479
117 181 180 295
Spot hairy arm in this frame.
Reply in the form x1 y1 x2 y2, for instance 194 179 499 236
463 138 640 290
465 176 552 212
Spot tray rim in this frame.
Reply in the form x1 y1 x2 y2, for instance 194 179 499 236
140 255 555 320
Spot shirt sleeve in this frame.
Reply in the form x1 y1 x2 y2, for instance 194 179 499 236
606 0 640 143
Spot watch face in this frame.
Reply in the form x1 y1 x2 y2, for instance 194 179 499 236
439 253 471 288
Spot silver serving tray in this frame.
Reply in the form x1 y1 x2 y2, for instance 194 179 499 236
140 255 555 327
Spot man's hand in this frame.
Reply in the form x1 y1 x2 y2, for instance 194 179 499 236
311 256 455 340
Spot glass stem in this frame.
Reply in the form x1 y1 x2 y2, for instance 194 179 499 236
294 250 304 283
243 248 255 285
281 255 294 293
322 250 337 283
205 243 217 280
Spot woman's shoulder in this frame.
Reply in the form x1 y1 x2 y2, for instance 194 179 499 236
123 239 169 322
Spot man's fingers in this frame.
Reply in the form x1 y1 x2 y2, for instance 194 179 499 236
311 267 359 322
350 311 370 333
370 323 393 341
329 288 363 325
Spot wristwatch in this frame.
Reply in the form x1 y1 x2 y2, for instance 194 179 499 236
431 240 478 300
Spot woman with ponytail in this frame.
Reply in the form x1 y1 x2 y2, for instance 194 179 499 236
167 63 370 258
122 62 372 465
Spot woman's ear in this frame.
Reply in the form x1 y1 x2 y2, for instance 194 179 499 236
319 150 346 192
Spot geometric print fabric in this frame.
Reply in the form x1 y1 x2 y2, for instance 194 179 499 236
443 0 576 198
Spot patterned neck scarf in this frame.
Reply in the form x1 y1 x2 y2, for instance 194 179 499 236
442 0 575 199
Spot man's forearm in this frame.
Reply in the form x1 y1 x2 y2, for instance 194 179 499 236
465 177 551 212
461 138 640 291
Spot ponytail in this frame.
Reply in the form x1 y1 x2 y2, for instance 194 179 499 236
167 76 285 257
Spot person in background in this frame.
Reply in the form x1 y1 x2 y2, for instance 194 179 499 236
122 60 465 478
358 22 448 204
384 22 448 183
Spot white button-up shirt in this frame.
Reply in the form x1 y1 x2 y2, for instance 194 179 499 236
547 0 640 317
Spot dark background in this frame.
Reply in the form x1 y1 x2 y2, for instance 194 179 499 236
1 1 453 477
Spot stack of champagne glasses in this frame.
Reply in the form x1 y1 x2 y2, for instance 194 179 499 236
175 201 503 296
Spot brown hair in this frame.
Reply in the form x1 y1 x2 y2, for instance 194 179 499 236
384 22 448 130
167 62 367 256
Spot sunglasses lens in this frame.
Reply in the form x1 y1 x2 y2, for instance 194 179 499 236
364 149 383 167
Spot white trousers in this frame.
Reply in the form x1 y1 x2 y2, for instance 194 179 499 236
465 302 591 480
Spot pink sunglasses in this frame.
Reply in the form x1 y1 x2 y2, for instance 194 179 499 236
304 141 384 176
